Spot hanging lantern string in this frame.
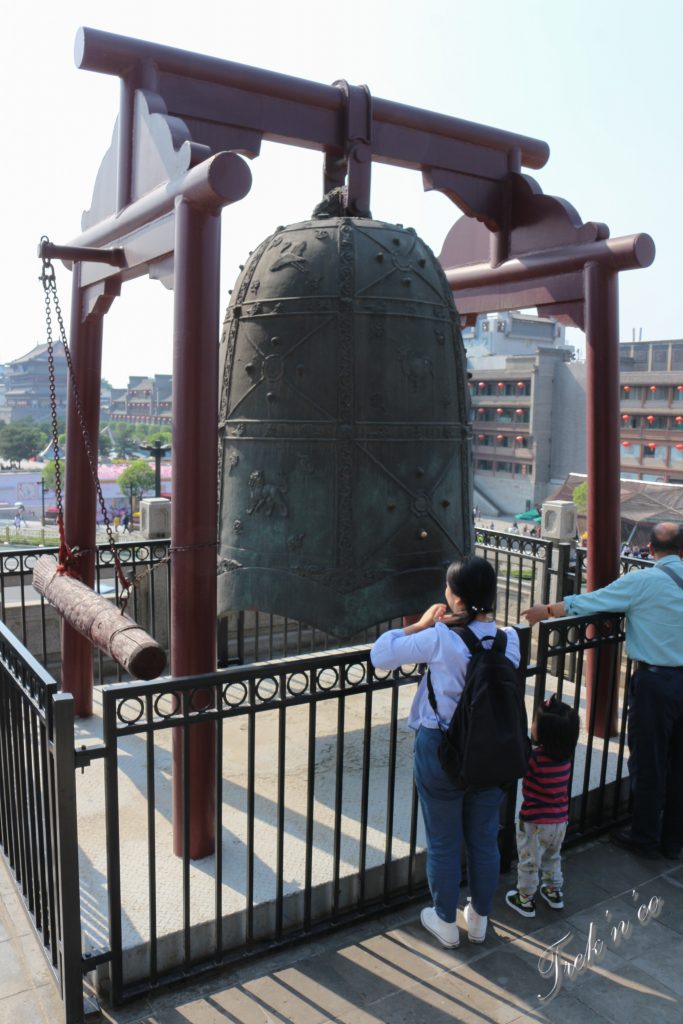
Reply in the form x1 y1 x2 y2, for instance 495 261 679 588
39 239 132 603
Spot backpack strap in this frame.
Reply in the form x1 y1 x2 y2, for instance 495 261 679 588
655 562 683 592
454 625 507 655
425 669 446 733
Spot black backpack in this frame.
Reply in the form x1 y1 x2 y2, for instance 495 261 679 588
426 627 530 790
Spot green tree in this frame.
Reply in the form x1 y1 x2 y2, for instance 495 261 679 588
118 460 155 500
99 426 114 460
41 460 63 493
111 422 137 458
573 481 588 514
0 422 47 465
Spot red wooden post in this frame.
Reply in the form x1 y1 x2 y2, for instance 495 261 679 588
584 261 620 738
62 267 103 717
171 196 221 860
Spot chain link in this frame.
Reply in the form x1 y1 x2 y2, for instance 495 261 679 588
40 238 132 603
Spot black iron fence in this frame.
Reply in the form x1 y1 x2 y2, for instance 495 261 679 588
0 529 557 676
0 530 644 1017
0 622 84 1024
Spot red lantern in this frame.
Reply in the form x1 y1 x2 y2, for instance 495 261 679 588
515 435 524 442
676 444 683 451
678 385 683 392
516 381 525 388
621 441 631 447
648 443 656 450
676 416 683 423
496 407 503 414
623 385 631 391
646 415 655 423
649 385 657 392
477 433 485 440
496 434 504 441
478 381 485 388
622 414 630 421
515 408 523 415
496 382 504 388
478 407 485 414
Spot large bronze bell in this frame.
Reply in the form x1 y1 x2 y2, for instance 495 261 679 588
217 195 473 637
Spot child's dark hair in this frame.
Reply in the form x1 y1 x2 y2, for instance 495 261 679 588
534 695 580 762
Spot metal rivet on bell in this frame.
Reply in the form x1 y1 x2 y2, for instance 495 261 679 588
376 253 384 262
245 363 255 374
418 530 429 540
271 336 279 346
402 278 411 286
266 392 276 401
441 499 450 508
392 238 401 246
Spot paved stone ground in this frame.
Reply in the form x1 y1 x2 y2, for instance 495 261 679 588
3 836 682 1023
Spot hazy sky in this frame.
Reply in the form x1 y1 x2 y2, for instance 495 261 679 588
3 0 681 385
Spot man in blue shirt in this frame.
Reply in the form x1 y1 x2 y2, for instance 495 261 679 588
524 521 683 859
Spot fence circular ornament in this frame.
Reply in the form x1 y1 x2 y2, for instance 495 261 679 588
285 672 309 696
343 661 368 687
316 666 340 691
222 680 248 708
153 691 179 718
116 696 145 725
255 676 278 702
189 687 214 713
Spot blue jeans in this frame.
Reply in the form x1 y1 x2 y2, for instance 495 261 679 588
413 726 504 922
627 665 683 850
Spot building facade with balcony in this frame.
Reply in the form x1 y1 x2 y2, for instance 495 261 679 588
464 312 585 515
0 342 68 424
618 340 683 484
109 374 173 426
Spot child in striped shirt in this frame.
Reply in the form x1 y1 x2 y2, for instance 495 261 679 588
506 696 580 917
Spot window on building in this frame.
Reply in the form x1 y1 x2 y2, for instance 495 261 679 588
644 386 666 402
496 462 513 473
671 445 683 464
476 459 493 471
674 386 683 403
642 444 665 460
651 345 669 371
621 443 640 462
672 346 683 371
630 348 649 371
642 415 665 429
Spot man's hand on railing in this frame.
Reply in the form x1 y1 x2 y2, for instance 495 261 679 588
522 601 566 626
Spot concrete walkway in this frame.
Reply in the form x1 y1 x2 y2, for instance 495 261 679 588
2 836 682 1023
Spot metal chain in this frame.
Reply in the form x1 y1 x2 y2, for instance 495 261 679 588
39 238 132 602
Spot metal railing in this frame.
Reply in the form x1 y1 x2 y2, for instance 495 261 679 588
0 530 555 677
0 622 84 1024
0 597 636 1016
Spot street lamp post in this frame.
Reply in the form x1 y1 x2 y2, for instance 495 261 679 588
41 478 46 526
140 440 172 497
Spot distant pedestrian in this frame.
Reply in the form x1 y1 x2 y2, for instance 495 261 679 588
14 513 21 530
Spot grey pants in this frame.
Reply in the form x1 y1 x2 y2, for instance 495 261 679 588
516 820 567 898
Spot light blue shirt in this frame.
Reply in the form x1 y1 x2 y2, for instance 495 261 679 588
563 555 683 666
370 620 521 731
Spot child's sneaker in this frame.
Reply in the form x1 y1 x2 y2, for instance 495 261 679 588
505 889 536 918
540 884 564 909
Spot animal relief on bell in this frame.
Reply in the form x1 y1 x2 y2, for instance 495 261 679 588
537 890 665 1004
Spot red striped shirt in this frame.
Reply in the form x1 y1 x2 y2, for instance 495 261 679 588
519 747 571 824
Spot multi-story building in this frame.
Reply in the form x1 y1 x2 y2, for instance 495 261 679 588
109 374 173 426
618 340 683 484
464 312 584 514
0 342 68 424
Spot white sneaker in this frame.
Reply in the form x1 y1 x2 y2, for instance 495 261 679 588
464 898 487 943
420 906 460 948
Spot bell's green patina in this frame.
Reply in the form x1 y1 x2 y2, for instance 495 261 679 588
218 199 472 636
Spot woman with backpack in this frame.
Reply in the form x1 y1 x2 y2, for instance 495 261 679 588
370 556 520 948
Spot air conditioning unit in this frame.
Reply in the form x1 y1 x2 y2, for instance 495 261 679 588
541 500 577 542
140 497 171 539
